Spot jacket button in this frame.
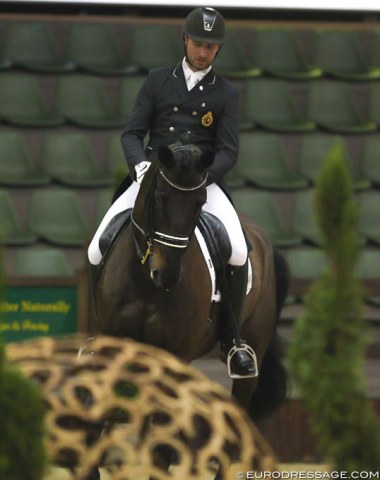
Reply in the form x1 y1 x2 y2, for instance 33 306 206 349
173 106 178 112
192 111 197 116
169 127 175 132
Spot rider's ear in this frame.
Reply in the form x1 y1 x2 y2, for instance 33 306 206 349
158 145 175 167
200 150 214 170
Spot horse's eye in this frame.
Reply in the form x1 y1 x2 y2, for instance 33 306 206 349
155 191 170 210
155 190 168 201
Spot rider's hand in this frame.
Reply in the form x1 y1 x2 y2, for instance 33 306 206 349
135 161 151 184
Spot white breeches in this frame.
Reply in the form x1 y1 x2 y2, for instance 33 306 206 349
203 184 247 266
88 182 248 267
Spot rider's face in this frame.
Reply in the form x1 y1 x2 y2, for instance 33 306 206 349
184 36 220 71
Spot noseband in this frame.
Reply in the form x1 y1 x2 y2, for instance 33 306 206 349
132 166 208 264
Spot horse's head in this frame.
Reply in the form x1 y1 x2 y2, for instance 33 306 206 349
132 138 214 291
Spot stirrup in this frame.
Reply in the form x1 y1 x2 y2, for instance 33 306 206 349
227 343 259 379
77 336 97 359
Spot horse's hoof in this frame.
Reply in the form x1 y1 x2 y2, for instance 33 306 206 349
85 467 100 480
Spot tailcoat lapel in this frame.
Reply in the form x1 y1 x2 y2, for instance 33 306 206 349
169 62 218 104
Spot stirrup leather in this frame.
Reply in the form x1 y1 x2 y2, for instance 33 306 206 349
227 343 259 379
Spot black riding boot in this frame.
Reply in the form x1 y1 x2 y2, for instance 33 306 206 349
220 262 258 379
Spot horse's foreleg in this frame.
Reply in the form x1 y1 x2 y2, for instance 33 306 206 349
84 467 100 480
235 319 287 424
152 445 172 473
231 377 259 412
67 466 100 480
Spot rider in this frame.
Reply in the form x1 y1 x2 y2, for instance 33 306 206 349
88 7 257 379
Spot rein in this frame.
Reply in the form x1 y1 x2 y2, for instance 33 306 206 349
132 167 208 265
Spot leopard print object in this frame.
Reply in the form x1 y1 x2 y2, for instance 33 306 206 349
6 335 277 480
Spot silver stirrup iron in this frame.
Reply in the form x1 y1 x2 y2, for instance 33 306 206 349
227 343 259 379
77 336 97 359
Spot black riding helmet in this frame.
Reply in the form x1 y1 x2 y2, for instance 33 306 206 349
183 7 225 45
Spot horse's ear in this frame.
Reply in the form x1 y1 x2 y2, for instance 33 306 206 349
158 145 175 167
200 150 214 170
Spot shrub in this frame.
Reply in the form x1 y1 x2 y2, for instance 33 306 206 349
0 244 47 480
289 144 380 470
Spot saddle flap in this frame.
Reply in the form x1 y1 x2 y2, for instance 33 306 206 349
99 208 132 258
197 211 231 274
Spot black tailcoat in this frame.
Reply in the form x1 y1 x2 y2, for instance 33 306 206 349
121 61 240 183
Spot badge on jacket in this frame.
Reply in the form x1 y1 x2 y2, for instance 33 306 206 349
201 111 213 127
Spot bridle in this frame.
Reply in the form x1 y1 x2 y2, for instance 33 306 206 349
131 165 208 265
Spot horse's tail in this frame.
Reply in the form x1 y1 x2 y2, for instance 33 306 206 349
249 248 290 423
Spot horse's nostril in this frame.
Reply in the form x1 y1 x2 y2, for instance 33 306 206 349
151 268 158 282
150 268 172 291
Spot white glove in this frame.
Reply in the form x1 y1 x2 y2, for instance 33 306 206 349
135 161 151 184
